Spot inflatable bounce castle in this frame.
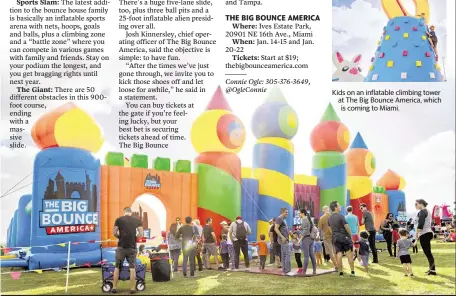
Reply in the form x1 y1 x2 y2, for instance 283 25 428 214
365 0 443 82
432 204 454 225
3 86 408 270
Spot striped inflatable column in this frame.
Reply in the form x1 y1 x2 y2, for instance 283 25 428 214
191 87 246 239
346 132 376 223
251 87 298 239
310 103 350 213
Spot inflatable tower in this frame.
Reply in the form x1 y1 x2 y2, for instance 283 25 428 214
191 87 246 238
365 0 442 82
311 103 350 213
251 87 298 231
346 132 376 223
28 102 103 270
377 169 407 223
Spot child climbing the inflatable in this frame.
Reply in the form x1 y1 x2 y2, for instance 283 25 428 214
427 25 439 60
418 12 438 61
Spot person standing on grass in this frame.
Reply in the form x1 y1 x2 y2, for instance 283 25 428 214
229 216 251 271
393 224 400 257
328 201 355 277
358 231 370 274
193 219 203 236
268 219 276 265
275 208 293 276
291 232 303 271
381 213 396 257
318 206 337 268
270 218 282 267
202 218 224 270
250 234 269 270
360 203 378 263
397 229 417 277
345 206 359 260
167 223 181 273
415 199 437 275
221 221 235 270
298 208 317 275
219 234 230 269
175 217 182 230
112 207 143 294
175 216 198 277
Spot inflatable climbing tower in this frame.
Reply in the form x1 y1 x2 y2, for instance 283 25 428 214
365 0 443 82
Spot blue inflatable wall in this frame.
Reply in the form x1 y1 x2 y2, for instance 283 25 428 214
7 219 12 247
241 178 259 240
16 194 32 247
12 210 18 248
29 147 101 270
341 190 351 216
386 190 407 223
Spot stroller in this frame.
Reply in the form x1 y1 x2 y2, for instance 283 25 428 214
101 263 146 293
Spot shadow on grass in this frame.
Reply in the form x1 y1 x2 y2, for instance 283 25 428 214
380 263 406 274
437 273 456 282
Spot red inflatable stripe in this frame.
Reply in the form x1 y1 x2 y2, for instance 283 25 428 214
395 0 408 16
350 193 372 225
197 208 231 242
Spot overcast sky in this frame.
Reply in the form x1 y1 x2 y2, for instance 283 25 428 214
0 0 454 242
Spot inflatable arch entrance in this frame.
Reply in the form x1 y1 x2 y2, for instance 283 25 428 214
100 165 197 248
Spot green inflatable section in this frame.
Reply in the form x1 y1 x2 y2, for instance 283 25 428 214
131 154 148 168
373 186 385 193
196 163 241 220
105 152 124 166
320 103 340 122
174 160 191 173
312 152 345 169
320 185 346 210
153 157 170 171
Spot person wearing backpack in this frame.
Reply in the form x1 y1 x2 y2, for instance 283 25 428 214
298 208 318 275
229 216 251 270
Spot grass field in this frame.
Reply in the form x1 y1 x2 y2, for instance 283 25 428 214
1 242 455 295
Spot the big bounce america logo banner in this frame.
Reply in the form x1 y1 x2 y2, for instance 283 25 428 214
39 171 99 235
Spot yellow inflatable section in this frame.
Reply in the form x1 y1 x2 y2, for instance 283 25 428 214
0 255 16 259
254 168 294 205
381 0 430 24
54 107 104 153
257 220 271 242
242 167 253 178
294 174 318 186
347 177 373 199
398 177 406 190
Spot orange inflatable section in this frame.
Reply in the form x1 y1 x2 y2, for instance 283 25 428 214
372 193 389 230
376 169 400 190
100 166 198 247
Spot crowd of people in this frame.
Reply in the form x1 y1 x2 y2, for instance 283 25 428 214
109 198 447 293
159 198 442 279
